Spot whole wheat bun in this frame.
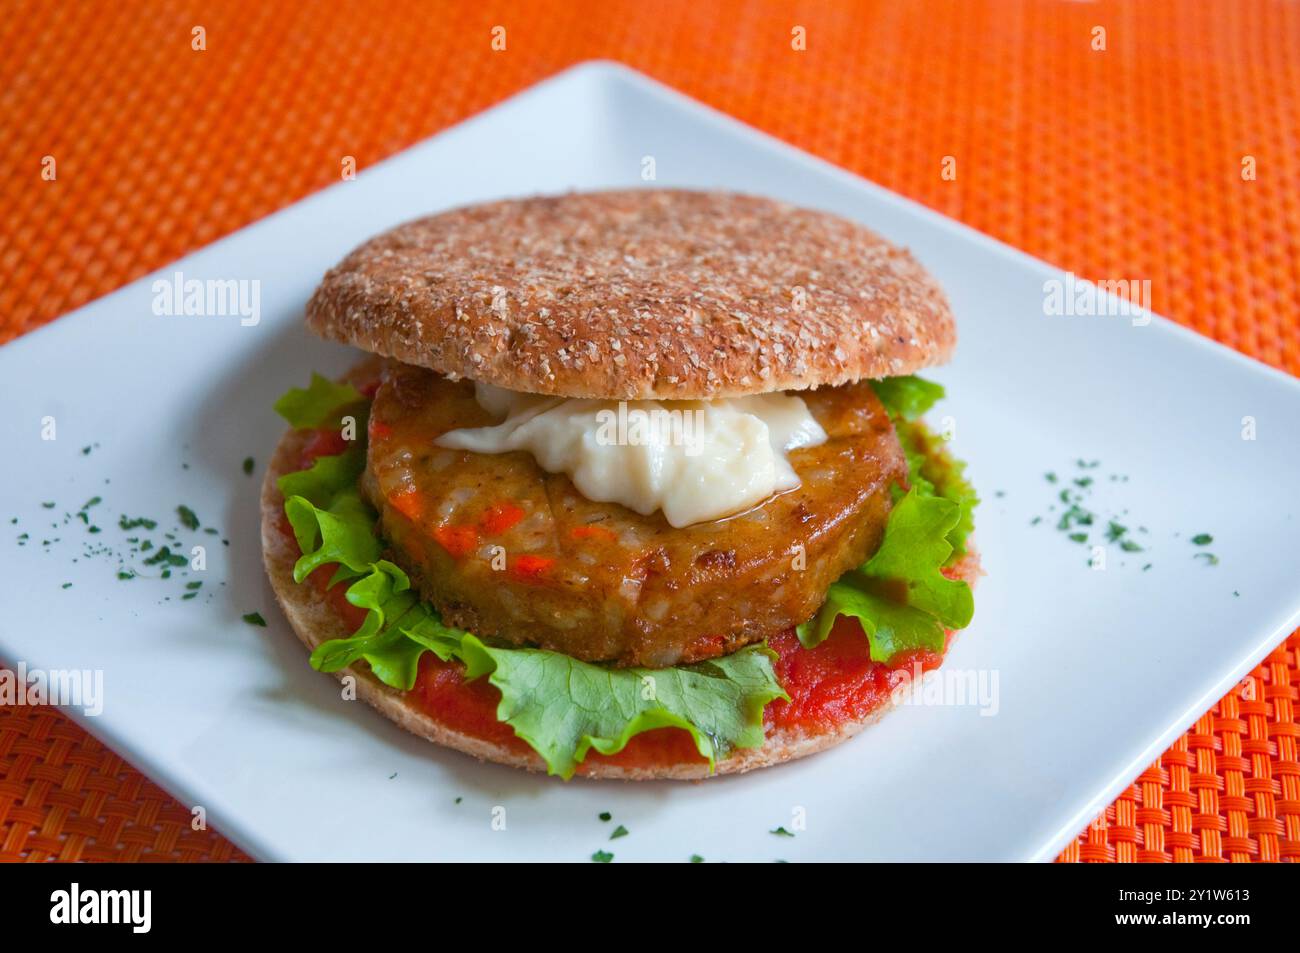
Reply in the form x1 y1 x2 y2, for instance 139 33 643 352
305 190 955 400
261 400 979 780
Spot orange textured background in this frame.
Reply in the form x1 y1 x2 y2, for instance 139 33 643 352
1 0 1298 862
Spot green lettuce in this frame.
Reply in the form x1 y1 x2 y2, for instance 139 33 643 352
861 488 973 627
277 444 365 508
274 373 364 428
456 637 785 779
870 374 978 558
798 376 977 660
798 582 951 665
895 419 978 559
283 490 380 582
796 489 973 659
309 563 456 691
869 374 945 421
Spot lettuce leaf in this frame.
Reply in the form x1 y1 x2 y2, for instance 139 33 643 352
797 488 972 657
870 373 977 558
798 375 977 660
283 491 381 582
455 637 786 779
274 375 785 778
894 418 978 559
274 373 364 429
861 489 973 628
869 375 945 421
797 581 949 662
277 445 365 507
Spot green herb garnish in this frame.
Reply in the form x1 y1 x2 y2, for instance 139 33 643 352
176 505 200 531
1057 505 1093 531
144 546 187 568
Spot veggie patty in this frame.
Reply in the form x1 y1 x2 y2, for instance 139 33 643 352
363 361 907 666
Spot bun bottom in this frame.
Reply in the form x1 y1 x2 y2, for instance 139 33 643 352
262 421 979 781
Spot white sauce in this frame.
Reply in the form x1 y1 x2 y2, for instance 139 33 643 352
435 382 827 527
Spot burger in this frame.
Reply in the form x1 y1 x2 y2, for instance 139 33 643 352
261 190 979 780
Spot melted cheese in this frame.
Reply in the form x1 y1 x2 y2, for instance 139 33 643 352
435 382 827 527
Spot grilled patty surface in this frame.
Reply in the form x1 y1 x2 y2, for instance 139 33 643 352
362 361 906 667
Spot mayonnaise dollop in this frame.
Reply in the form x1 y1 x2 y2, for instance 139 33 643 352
435 382 827 527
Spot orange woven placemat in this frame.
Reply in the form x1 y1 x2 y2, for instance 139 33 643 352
2 0 1298 863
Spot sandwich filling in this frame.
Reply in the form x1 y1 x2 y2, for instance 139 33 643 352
435 384 827 528
272 366 977 777
363 361 905 667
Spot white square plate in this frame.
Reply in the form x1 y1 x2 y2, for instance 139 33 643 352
3 62 1298 862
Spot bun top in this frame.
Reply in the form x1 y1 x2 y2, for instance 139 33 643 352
305 190 955 399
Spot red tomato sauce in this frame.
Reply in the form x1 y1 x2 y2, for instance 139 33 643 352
764 619 942 734
285 423 951 773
